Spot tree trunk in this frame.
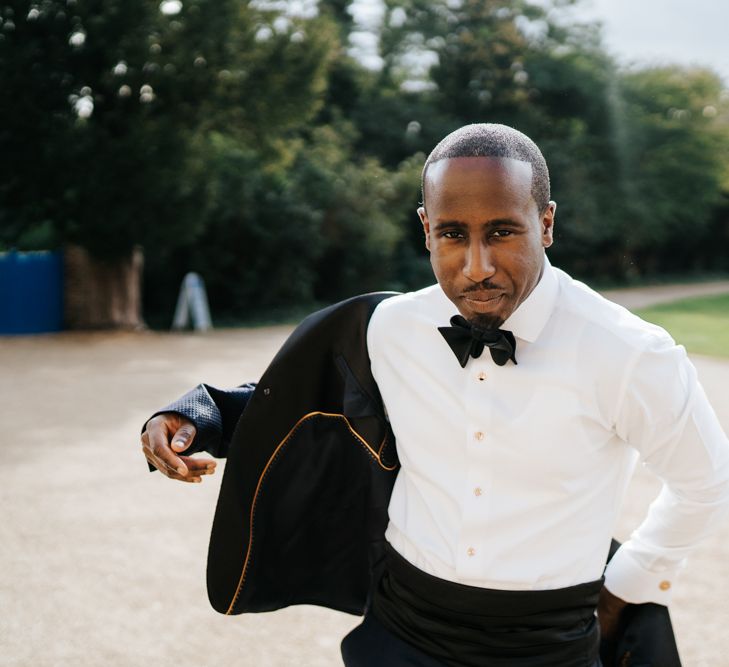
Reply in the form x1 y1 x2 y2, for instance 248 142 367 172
64 244 146 330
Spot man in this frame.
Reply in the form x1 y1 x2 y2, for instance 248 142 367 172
141 124 729 666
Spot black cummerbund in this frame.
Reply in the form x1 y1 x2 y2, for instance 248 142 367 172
371 544 602 667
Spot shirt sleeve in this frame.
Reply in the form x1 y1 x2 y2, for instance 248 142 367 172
144 382 257 463
606 335 729 604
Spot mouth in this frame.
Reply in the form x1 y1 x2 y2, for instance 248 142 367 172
461 292 504 313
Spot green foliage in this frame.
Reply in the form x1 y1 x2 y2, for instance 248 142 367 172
615 68 728 263
635 294 729 358
293 122 412 298
2 0 729 324
0 0 338 259
345 0 729 284
189 133 324 310
155 121 421 315
0 0 224 257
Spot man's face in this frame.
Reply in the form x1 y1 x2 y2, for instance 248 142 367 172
419 156 555 329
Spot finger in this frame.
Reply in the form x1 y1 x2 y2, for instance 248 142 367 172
147 423 188 476
142 449 203 483
141 438 214 479
142 447 167 474
142 437 187 478
171 423 197 453
141 445 175 476
178 455 217 473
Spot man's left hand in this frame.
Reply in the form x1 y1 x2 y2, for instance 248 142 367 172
597 585 628 640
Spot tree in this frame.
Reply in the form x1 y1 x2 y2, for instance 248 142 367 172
0 0 221 326
614 66 729 275
0 0 338 327
358 0 729 281
354 0 626 278
4 0 727 330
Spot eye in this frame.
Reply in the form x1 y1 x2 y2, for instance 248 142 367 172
442 230 465 239
490 229 513 238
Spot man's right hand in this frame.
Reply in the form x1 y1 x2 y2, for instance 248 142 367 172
141 413 217 483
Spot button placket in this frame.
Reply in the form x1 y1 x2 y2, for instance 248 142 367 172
458 361 493 578
457 441 493 577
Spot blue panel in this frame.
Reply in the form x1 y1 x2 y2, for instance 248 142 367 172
0 250 64 334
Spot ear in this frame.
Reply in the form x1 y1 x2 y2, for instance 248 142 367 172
541 201 556 248
417 206 431 251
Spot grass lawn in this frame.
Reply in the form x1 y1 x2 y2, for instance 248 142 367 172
635 293 729 359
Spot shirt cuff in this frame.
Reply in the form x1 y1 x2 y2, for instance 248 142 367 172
604 544 682 605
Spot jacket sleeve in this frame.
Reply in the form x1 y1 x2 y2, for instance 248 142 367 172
144 383 257 460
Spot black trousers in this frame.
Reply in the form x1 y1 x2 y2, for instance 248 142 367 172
341 613 447 667
341 613 602 667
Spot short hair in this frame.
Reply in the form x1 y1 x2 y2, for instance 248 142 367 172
421 123 550 213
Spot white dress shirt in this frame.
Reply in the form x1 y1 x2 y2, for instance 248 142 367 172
366 255 729 604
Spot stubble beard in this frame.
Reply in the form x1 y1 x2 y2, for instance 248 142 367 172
467 312 506 331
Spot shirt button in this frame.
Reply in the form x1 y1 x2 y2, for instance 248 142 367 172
474 431 484 441
659 580 671 591
474 487 482 496
467 547 476 557
477 371 487 381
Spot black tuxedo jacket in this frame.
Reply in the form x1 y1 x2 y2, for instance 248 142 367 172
154 292 681 666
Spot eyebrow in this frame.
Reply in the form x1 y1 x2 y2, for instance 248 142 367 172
432 218 525 230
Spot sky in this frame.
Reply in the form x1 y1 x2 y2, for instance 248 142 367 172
565 0 729 85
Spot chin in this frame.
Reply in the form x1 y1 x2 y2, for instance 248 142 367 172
467 312 506 330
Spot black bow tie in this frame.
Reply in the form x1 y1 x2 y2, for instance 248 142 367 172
438 315 517 368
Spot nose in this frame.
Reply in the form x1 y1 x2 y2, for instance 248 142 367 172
463 240 496 283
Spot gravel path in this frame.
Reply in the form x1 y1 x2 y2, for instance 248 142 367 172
2 282 729 667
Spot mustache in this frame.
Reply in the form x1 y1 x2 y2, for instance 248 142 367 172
463 281 504 293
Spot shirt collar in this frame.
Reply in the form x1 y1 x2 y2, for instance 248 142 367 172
502 254 558 343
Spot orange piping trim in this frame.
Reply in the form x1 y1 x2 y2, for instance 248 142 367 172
225 410 397 615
